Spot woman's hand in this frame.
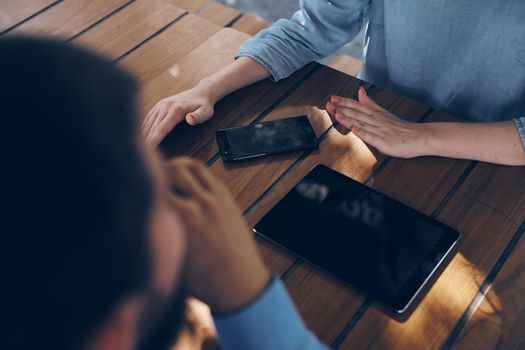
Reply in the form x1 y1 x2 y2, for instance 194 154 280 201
326 87 428 158
143 83 217 146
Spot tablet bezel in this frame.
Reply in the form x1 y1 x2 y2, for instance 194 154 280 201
253 164 460 314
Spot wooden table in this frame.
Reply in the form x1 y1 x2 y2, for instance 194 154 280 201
3 1 525 349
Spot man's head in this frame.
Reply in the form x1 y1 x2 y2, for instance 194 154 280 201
0 37 187 350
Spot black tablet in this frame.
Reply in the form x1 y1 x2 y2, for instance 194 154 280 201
253 165 459 314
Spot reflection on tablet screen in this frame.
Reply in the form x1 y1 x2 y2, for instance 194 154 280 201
254 165 459 313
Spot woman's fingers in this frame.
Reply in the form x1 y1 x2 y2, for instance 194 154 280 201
146 103 169 144
149 105 190 146
351 126 385 148
358 87 385 112
334 104 384 127
330 95 376 115
185 104 214 126
143 104 159 136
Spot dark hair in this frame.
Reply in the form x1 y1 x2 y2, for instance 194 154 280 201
0 37 154 350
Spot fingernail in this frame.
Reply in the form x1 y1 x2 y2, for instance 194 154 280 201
331 96 341 103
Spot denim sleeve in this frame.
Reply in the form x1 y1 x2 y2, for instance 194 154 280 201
213 278 330 350
237 0 371 81
514 117 525 151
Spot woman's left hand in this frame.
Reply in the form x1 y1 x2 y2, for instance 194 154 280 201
326 87 428 158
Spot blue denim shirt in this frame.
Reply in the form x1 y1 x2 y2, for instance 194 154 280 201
237 0 525 148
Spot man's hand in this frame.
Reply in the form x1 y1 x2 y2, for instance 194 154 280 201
143 84 217 146
166 158 271 314
326 87 427 158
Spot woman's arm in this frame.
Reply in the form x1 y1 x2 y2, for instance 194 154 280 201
238 0 370 81
327 87 525 166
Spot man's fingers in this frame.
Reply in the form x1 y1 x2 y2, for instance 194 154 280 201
187 161 214 192
170 194 199 217
167 160 210 200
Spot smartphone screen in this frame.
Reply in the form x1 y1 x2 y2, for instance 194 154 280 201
216 116 318 161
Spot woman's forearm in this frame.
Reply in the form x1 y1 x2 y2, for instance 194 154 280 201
422 121 525 165
199 56 270 104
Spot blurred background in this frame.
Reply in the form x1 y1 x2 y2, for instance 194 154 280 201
217 0 365 68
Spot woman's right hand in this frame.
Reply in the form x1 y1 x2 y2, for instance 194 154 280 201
143 83 217 146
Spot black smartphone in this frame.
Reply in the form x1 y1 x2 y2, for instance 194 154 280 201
216 116 318 161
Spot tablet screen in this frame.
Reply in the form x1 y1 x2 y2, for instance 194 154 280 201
254 165 459 313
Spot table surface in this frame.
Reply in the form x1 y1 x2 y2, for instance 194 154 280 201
3 1 525 349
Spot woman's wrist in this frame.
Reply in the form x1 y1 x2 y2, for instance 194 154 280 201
417 123 441 157
197 76 223 104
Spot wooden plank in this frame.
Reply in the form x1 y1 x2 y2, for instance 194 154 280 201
8 0 130 39
166 0 211 13
231 14 270 36
71 0 185 61
118 14 222 86
340 163 525 349
328 54 362 77
0 0 57 34
451 225 525 350
198 2 240 27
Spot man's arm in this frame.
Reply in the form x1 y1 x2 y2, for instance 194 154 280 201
328 88 525 165
167 158 330 349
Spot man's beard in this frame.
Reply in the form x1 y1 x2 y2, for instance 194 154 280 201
136 288 186 350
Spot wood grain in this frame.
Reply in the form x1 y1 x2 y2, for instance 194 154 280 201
118 14 221 85
199 2 240 27
166 0 211 13
231 14 270 36
72 0 185 61
341 163 525 349
451 223 525 350
0 0 57 33
8 0 130 39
